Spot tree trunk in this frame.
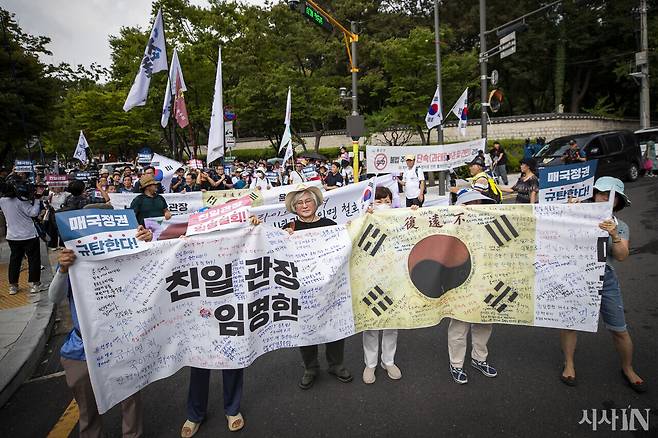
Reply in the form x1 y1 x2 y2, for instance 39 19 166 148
554 24 566 112
570 67 591 113
417 126 426 145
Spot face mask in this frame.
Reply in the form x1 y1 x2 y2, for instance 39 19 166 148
374 203 392 210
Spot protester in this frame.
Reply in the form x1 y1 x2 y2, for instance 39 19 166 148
562 139 586 164
339 146 349 162
170 168 186 192
400 154 425 207
451 156 502 204
195 170 214 191
500 158 539 204
324 162 344 191
489 141 509 185
448 189 498 384
288 162 306 185
60 180 90 211
340 159 354 185
250 168 272 191
362 186 403 384
181 173 198 192
130 175 172 225
209 164 233 190
50 223 152 438
119 175 135 193
559 177 646 393
283 185 352 388
47 185 70 211
0 181 44 295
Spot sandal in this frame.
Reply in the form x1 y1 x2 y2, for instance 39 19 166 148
560 365 577 387
621 369 647 393
226 412 244 432
180 420 201 438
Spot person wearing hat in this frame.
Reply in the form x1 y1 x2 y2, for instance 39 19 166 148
562 139 586 164
130 174 171 226
400 154 425 207
499 158 539 203
132 166 164 193
560 177 646 393
249 167 272 191
446 189 498 384
451 155 502 203
283 185 353 389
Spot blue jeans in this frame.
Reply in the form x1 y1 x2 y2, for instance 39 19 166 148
186 367 244 422
600 265 627 332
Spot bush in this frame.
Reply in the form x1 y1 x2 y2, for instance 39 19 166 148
227 146 343 162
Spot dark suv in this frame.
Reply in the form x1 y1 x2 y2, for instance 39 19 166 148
534 130 642 181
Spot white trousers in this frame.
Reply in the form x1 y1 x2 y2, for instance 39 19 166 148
447 319 492 368
363 330 398 368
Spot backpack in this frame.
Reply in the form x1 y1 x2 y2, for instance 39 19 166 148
472 171 502 203
414 167 428 195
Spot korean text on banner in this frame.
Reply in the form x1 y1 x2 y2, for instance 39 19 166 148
55 209 148 260
68 203 609 414
539 160 598 203
366 138 484 173
186 195 253 236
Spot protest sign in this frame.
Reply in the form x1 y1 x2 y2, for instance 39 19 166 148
45 174 69 188
301 165 319 180
187 159 204 169
366 138 484 173
72 171 98 182
13 160 34 173
55 209 147 260
538 160 597 203
186 195 253 236
68 202 609 413
109 192 205 215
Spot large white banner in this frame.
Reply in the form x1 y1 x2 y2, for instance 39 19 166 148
65 202 610 414
366 138 484 173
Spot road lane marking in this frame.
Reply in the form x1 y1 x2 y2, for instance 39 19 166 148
47 398 79 438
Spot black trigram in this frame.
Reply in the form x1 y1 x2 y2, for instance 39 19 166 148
206 195 218 206
597 236 608 262
362 286 393 316
484 281 518 313
248 192 259 201
357 224 387 256
485 215 519 247
164 165 174 172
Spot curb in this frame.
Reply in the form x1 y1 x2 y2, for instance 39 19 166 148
0 241 56 408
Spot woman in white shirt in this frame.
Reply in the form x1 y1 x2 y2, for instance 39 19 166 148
249 169 272 191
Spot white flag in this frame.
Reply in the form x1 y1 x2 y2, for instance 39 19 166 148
207 46 225 165
123 8 168 112
151 153 183 192
449 88 469 136
279 87 293 160
73 131 89 163
161 49 187 128
425 86 443 130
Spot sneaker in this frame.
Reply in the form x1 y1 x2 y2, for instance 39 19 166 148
362 366 376 384
299 370 316 390
9 284 19 295
29 283 43 295
450 364 468 384
471 359 498 377
381 362 402 380
328 367 353 383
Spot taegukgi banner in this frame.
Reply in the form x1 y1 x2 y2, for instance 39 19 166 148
61 202 610 414
538 160 598 203
366 138 485 173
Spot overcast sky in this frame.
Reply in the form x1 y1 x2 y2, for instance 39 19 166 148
3 0 266 68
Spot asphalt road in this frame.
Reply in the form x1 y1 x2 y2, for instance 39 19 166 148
1 178 657 437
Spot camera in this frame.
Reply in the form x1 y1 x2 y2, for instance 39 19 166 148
0 180 39 201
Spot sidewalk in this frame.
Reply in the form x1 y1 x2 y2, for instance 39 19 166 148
0 240 56 407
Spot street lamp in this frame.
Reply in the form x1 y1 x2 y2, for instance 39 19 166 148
287 0 363 177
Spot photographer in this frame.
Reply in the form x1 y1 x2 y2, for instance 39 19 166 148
0 181 45 295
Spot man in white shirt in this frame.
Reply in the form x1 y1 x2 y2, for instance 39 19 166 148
400 154 425 207
288 163 306 185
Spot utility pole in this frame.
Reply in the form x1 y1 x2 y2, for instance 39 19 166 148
640 0 650 129
479 0 488 139
351 20 360 178
434 0 446 195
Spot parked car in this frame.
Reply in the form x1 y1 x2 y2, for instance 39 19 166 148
534 130 642 181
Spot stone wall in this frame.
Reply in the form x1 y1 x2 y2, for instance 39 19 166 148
226 113 640 151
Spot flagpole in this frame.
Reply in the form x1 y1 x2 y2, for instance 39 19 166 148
160 11 178 161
